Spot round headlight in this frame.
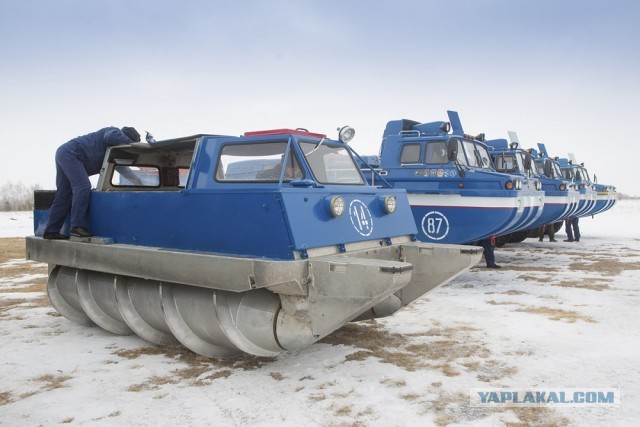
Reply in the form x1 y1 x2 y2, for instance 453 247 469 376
559 184 566 191
328 195 345 217
338 126 355 143
505 180 514 190
379 195 397 214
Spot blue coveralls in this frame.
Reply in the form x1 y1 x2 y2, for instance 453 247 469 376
480 237 497 267
45 127 134 234
565 217 581 242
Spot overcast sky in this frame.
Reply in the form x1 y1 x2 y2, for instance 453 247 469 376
1 0 639 195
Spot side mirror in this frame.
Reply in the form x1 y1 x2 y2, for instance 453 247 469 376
593 174 598 184
447 139 458 161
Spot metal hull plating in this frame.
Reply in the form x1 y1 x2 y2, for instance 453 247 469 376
590 192 618 216
527 192 580 230
573 189 598 218
33 188 418 261
28 237 482 358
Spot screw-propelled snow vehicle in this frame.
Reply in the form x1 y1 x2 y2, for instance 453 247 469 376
486 133 580 243
558 153 617 217
360 111 544 244
26 127 481 358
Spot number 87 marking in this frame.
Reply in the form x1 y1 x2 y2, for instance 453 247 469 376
421 211 450 241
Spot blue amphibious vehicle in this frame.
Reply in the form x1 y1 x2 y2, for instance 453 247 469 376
361 111 545 244
27 127 481 358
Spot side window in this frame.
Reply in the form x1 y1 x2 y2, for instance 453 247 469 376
216 142 303 182
112 166 160 187
425 142 448 164
495 155 515 172
399 143 422 164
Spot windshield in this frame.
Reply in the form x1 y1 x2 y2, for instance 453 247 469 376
516 152 528 174
552 162 563 179
462 140 492 170
450 139 468 166
563 168 574 180
300 141 364 185
578 167 591 183
462 141 479 167
476 145 492 170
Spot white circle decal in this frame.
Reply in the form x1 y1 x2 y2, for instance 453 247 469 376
421 211 450 240
349 199 373 237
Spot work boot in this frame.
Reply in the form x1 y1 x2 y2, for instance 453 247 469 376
487 264 502 269
43 232 69 240
70 227 93 238
564 239 574 242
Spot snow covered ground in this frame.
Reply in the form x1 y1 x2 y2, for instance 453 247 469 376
1 201 639 426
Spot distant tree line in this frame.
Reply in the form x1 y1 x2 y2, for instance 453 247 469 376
0 181 41 211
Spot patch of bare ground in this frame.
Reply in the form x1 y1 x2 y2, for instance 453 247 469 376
35 373 73 391
1 282 46 293
0 238 27 263
552 278 611 291
270 372 285 381
115 345 273 390
380 377 406 388
0 391 12 406
127 375 177 392
321 321 515 382
506 407 571 426
515 306 595 323
485 290 529 296
425 391 571 427
426 391 489 426
0 295 51 318
12 373 75 399
92 411 121 421
518 274 550 282
485 298 595 323
569 259 640 276
1 239 48 300
485 300 519 306
498 265 560 272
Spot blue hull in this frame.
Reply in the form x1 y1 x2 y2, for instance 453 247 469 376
407 193 529 244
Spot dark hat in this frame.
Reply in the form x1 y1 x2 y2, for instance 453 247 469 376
121 127 141 142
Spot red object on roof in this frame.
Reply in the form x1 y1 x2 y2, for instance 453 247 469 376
244 128 327 139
